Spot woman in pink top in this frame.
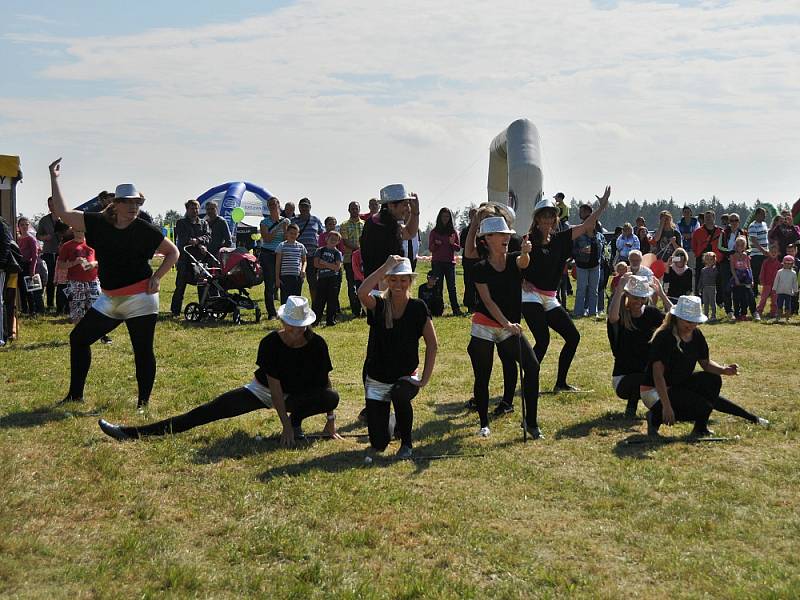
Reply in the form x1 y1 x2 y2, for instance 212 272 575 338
428 207 462 316
17 216 45 315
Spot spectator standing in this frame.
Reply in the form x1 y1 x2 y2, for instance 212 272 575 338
17 217 46 315
718 213 746 319
282 201 296 220
418 272 444 317
275 224 307 303
428 207 462 316
292 198 323 300
204 201 232 258
35 197 66 313
572 203 604 318
0 217 16 346
699 252 718 321
359 198 380 222
730 236 757 320
312 231 343 326
663 248 694 303
259 197 290 320
637 224 652 255
652 211 679 263
170 199 211 317
616 223 639 262
460 207 478 312
691 210 723 300
58 229 102 325
747 207 769 297
769 210 800 258
677 206 699 280
359 184 419 282
774 255 799 322
339 201 364 317
756 245 780 319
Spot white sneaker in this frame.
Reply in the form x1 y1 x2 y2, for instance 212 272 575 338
754 312 761 321
727 312 735 321
478 426 491 437
756 417 770 427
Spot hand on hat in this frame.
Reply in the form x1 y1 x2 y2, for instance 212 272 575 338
383 254 405 272
49 158 62 178
595 185 611 210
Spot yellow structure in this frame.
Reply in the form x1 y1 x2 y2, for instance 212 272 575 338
0 155 22 233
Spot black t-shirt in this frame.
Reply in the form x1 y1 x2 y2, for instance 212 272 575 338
663 268 693 298
366 296 430 383
83 212 165 290
522 228 573 292
418 283 443 316
644 327 709 387
607 306 664 376
254 331 333 393
472 252 522 324
360 213 403 280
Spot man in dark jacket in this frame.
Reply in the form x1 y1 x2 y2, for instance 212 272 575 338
204 201 232 258
170 199 211 316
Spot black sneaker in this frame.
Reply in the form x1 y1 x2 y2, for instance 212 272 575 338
521 422 543 440
98 419 130 441
553 383 580 393
493 401 514 416
357 407 368 424
646 410 660 437
690 426 715 437
292 425 306 440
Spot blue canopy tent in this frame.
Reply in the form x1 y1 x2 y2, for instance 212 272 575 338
197 182 274 233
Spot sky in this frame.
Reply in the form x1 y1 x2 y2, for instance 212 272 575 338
2 0 798 225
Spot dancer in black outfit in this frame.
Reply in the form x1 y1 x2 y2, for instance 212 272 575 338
607 274 671 418
98 296 342 446
521 187 610 392
48 159 180 410
357 255 438 459
467 216 541 438
642 295 769 437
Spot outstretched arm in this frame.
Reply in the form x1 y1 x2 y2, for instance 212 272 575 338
48 159 85 231
571 186 611 240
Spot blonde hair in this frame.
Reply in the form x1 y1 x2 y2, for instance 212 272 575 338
650 312 683 353
702 251 716 265
629 249 643 261
380 276 414 328
672 247 688 262
734 235 747 250
619 292 650 331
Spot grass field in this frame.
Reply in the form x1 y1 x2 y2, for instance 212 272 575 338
2 264 799 599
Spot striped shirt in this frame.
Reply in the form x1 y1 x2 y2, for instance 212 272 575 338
748 221 769 256
276 240 307 276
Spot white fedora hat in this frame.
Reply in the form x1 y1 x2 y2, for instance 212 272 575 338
114 183 141 199
623 275 653 298
670 295 707 323
379 184 413 204
478 216 515 237
277 295 316 327
490 202 516 225
385 257 417 277
533 197 558 218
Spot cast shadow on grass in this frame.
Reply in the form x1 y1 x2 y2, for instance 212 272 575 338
612 433 735 460
13 340 69 351
0 407 71 429
433 395 514 416
554 410 644 440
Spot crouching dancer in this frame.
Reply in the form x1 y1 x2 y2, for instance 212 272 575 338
98 296 342 446
357 256 438 459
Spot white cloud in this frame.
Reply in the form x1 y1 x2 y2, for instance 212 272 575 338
3 0 799 221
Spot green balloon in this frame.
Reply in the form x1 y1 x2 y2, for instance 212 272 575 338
231 207 246 223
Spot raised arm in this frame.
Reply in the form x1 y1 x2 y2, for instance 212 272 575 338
48 159 85 231
357 255 402 311
399 194 420 241
464 214 480 259
571 186 611 240
607 273 632 324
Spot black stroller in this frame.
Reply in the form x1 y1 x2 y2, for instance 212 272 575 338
182 246 263 324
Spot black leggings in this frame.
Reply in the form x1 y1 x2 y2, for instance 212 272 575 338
521 302 580 387
649 372 758 430
615 372 645 415
120 386 339 438
468 334 540 428
68 308 157 404
366 380 418 450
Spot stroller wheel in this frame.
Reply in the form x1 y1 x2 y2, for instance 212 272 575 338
208 310 227 321
232 308 242 325
184 302 203 322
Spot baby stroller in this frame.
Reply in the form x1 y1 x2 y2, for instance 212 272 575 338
182 247 263 324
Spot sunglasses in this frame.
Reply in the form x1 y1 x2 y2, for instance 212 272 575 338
114 198 145 206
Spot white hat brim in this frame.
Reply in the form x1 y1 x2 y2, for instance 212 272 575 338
277 306 316 327
669 306 708 323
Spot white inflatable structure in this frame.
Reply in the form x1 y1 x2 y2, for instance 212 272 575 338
487 119 543 235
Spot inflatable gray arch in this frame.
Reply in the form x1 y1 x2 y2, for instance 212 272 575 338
487 119 543 235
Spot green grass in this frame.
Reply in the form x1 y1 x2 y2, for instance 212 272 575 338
1 264 799 598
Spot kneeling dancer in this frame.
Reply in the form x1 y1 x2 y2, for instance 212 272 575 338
99 296 342 446
642 295 769 437
607 274 671 418
468 216 541 438
357 256 438 459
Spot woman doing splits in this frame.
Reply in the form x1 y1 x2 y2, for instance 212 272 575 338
642 295 769 437
467 216 541 439
521 187 611 392
607 274 671 418
48 159 180 410
98 296 342 446
357 256 437 459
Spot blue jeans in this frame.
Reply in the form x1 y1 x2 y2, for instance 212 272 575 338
574 265 600 316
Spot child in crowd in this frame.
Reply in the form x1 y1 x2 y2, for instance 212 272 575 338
663 247 694 302
773 255 799 323
756 245 781 319
58 230 99 323
787 243 800 315
700 251 718 321
609 262 629 295
312 230 343 326
16 216 45 315
730 236 758 321
351 248 364 292
275 223 307 303
318 216 345 253
418 272 444 317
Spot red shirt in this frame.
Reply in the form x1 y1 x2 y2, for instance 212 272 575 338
691 226 722 263
58 239 98 282
759 257 781 289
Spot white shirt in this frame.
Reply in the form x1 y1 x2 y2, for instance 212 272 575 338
748 221 769 256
